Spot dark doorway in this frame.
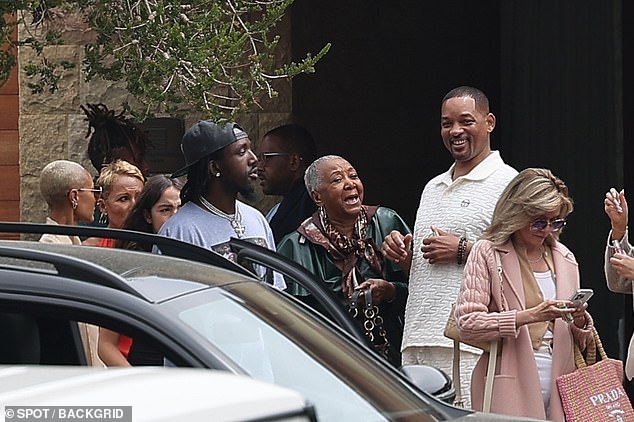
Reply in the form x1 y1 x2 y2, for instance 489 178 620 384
291 0 502 227
291 0 625 372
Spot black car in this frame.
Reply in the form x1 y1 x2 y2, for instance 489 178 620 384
0 223 543 422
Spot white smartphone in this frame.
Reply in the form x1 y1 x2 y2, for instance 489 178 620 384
569 289 594 306
561 289 593 323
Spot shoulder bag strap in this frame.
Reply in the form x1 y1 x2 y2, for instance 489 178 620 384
483 340 498 412
483 250 504 412
452 339 463 406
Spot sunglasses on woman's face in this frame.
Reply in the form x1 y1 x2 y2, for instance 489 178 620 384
529 218 567 232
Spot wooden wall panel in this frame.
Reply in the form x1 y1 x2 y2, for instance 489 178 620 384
0 17 20 240
0 130 18 165
0 198 20 238
0 94 18 130
0 66 18 95
0 201 19 220
0 165 19 200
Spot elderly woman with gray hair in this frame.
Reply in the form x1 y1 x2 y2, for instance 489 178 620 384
277 154 410 367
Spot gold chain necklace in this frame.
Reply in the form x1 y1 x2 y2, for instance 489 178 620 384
527 246 545 263
198 196 245 238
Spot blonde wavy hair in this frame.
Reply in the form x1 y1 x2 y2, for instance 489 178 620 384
96 159 145 199
482 168 574 246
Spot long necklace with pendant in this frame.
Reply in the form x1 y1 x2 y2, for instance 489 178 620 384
199 196 246 238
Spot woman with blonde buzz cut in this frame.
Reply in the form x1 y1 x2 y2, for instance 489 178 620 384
39 159 98 244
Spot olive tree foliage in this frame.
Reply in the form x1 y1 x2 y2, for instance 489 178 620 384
0 0 330 120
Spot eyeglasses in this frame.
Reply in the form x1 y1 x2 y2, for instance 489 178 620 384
257 152 293 164
529 218 567 232
78 187 103 195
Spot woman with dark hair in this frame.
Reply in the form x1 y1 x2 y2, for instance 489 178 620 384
99 174 181 367
116 175 181 251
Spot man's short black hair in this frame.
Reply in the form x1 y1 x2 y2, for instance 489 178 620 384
441 86 490 113
264 124 317 166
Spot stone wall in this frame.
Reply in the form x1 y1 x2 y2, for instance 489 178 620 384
18 11 292 225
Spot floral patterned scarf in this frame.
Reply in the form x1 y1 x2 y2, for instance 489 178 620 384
298 205 384 298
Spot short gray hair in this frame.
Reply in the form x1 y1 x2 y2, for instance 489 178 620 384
40 160 90 206
304 154 342 194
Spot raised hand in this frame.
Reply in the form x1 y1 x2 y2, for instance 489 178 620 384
605 188 628 240
381 230 412 274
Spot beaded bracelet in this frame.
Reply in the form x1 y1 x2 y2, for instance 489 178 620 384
457 237 467 265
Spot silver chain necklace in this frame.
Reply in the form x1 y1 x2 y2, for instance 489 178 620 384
198 196 245 238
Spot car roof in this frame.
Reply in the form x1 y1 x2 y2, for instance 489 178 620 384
0 366 315 422
0 239 249 302
0 222 364 338
0 225 548 422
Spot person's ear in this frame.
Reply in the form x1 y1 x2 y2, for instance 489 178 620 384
143 209 152 225
96 197 106 214
311 191 322 206
486 113 496 133
67 189 79 209
208 161 221 178
289 154 302 171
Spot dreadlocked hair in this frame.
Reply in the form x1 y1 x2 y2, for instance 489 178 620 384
180 150 223 204
81 103 149 172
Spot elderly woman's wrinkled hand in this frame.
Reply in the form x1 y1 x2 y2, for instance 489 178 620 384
355 279 396 305
381 231 411 263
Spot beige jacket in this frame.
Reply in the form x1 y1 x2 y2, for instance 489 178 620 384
605 229 634 380
39 218 104 367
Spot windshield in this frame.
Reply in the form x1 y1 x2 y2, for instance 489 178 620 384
170 283 439 422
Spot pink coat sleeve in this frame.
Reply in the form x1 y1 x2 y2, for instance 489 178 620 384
456 240 518 343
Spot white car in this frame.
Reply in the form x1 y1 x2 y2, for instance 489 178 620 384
0 366 316 422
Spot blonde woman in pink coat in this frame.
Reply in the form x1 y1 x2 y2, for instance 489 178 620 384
455 168 593 420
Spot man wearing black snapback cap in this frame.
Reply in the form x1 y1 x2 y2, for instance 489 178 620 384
156 120 285 290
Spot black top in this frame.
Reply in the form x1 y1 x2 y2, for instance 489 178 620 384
269 179 317 245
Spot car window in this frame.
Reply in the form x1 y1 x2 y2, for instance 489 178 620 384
178 291 384 421
0 238 446 422
169 286 439 422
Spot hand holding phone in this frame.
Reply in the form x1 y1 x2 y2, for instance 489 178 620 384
569 289 593 306
561 289 593 323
